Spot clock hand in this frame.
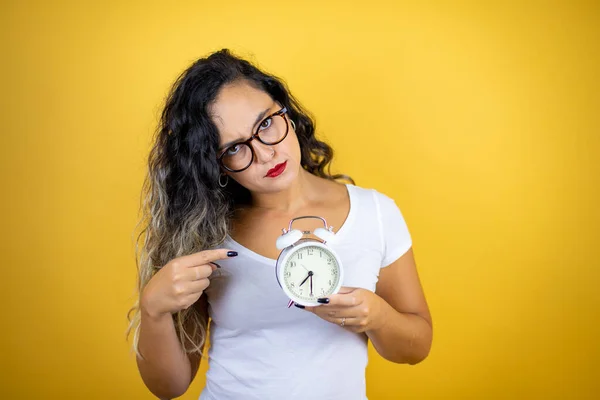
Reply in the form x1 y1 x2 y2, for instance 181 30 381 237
299 274 310 287
310 274 313 297
300 264 309 272
299 271 314 287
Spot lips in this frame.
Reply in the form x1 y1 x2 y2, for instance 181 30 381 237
266 161 287 178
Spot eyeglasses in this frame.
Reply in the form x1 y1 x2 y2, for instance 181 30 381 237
217 107 289 173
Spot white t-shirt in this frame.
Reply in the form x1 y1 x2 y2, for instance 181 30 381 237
200 184 412 400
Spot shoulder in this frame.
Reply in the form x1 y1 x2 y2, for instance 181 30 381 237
346 183 397 208
315 179 404 217
312 177 350 205
346 184 410 233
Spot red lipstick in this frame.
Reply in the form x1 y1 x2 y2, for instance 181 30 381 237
266 161 287 178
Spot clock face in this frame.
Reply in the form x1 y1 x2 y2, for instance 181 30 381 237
282 244 342 302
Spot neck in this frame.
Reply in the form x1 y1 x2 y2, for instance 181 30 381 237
250 168 318 213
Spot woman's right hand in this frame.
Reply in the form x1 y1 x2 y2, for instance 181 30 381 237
140 249 237 318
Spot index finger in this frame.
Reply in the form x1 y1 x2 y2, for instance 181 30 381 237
178 248 237 267
326 291 361 307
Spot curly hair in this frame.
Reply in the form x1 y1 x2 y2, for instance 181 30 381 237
126 49 353 357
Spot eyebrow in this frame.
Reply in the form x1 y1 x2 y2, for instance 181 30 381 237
219 106 273 150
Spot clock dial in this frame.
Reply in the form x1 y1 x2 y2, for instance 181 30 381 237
282 245 341 301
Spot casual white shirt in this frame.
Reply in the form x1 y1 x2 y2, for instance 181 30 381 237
200 184 412 400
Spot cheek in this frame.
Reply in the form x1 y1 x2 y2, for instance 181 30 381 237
231 169 260 187
279 133 301 158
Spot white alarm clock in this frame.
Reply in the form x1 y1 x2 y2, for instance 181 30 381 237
275 216 344 307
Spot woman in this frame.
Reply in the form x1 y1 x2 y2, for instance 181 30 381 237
127 49 432 400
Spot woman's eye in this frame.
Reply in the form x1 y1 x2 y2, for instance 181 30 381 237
226 145 241 155
259 117 272 130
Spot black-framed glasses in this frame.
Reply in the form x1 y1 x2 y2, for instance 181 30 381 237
217 107 289 172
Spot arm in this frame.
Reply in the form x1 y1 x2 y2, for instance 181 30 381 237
137 295 208 399
305 247 432 365
367 247 432 364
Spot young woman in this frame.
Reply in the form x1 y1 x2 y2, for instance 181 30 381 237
127 49 432 400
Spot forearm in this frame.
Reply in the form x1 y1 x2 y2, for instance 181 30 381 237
137 310 193 399
367 298 432 365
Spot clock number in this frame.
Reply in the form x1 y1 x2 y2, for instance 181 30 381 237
290 282 295 288
320 288 326 295
297 252 303 260
327 257 332 264
328 279 332 286
285 271 291 278
307 248 314 256
290 261 296 268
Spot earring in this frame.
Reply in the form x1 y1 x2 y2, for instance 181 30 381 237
290 119 296 130
218 174 229 188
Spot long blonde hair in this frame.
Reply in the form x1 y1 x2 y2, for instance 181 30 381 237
126 49 352 357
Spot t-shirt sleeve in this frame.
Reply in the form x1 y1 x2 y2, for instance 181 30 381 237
374 190 413 268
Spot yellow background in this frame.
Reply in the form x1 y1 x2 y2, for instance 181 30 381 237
1 0 598 399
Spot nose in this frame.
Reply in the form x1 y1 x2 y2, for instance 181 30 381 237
252 141 274 163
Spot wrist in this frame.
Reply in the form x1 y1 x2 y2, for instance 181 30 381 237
141 306 171 323
368 294 391 333
140 296 170 322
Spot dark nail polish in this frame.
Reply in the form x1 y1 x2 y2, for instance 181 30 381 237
227 251 238 257
317 298 330 304
210 262 221 269
294 304 305 309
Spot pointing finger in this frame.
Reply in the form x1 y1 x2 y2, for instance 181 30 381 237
188 264 214 281
177 249 238 267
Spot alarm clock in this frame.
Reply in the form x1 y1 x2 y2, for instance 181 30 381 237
275 216 344 307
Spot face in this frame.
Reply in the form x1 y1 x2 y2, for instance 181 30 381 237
210 80 301 194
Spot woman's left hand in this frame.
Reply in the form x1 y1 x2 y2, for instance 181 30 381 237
302 287 386 333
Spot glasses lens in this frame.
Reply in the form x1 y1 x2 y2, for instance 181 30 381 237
257 113 288 145
221 143 252 172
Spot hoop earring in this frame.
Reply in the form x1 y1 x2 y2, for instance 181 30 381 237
290 119 296 130
218 174 229 188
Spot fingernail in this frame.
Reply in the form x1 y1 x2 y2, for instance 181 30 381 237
317 298 330 304
227 251 238 257
210 262 221 269
294 304 305 309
